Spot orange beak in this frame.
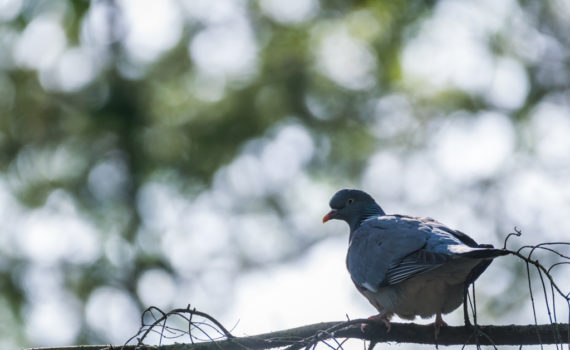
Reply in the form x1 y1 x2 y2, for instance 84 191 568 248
322 209 338 223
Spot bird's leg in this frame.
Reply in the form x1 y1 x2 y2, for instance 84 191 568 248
429 312 448 338
361 311 391 333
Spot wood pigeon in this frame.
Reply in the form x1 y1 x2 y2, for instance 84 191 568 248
323 189 507 335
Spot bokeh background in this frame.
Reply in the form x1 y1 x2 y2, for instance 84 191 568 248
1 0 569 349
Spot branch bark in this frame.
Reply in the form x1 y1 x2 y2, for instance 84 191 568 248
25 321 570 350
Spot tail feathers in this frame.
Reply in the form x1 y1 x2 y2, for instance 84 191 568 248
465 259 493 286
461 244 507 286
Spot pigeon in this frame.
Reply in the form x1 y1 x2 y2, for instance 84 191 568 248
322 189 507 335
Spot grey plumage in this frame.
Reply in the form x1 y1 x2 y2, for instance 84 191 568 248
347 215 506 292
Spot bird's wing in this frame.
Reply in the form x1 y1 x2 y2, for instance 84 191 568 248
416 216 508 285
417 216 479 247
347 215 497 292
347 215 433 291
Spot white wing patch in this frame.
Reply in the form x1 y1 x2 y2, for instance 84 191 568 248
447 244 474 254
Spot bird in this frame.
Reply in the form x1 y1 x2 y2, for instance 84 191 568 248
322 189 507 336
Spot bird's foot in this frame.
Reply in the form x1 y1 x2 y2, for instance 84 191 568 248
428 313 448 338
360 312 391 333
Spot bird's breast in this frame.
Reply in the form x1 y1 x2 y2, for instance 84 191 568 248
363 259 479 319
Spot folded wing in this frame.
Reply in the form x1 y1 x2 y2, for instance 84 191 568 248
347 215 506 292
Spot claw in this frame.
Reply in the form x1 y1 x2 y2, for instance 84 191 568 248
361 312 391 333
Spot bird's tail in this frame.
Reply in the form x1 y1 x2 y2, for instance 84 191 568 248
463 245 508 288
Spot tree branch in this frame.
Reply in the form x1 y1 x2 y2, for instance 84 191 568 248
25 321 570 350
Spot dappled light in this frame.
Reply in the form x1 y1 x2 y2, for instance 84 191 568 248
0 0 569 349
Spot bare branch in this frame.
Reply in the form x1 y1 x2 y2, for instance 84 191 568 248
24 322 570 350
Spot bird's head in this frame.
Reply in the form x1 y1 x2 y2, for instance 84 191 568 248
323 189 385 232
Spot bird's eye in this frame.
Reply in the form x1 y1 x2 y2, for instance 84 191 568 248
347 198 354 205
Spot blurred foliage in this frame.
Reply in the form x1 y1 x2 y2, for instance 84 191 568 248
0 0 569 348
